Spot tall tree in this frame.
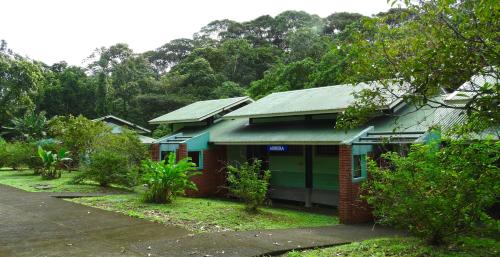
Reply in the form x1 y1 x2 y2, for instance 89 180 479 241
0 54 43 124
336 0 499 133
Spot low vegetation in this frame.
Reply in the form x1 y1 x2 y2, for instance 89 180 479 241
141 153 200 203
287 237 499 257
363 139 499 245
69 194 338 232
227 160 271 212
37 146 71 179
0 168 129 193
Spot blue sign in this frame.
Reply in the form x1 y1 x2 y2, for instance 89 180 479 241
267 145 288 152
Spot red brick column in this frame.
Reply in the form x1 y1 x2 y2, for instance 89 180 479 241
339 145 373 224
150 144 160 161
339 145 353 224
176 143 188 162
186 145 228 197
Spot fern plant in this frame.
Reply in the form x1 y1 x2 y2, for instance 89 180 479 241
141 152 200 203
37 146 71 179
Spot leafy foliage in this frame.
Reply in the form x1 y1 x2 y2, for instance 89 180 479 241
48 115 110 166
37 146 71 179
91 130 148 167
227 160 271 212
0 141 32 170
336 0 499 131
0 53 43 125
152 124 171 139
141 153 199 203
80 150 134 187
2 110 47 141
363 139 500 245
74 130 147 187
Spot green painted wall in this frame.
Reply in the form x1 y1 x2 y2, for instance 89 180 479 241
313 153 339 190
269 154 305 188
226 144 340 190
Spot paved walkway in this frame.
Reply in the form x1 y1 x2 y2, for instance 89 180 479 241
0 185 404 257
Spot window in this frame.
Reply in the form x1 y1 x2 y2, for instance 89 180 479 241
188 151 201 169
352 154 367 181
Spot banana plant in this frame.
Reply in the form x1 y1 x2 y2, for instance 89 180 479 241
37 146 71 179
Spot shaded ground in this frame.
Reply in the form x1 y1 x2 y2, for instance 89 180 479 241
0 184 404 257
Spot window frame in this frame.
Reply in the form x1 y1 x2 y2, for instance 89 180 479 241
352 154 367 182
187 151 203 170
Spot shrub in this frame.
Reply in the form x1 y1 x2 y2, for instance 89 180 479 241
80 150 134 187
363 140 500 245
227 160 271 212
26 140 61 175
141 153 199 203
0 141 32 170
91 130 148 167
48 115 110 166
0 138 7 168
37 146 71 179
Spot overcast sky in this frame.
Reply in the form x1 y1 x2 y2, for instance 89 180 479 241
1 0 392 66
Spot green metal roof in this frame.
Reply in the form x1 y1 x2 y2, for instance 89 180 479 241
224 82 405 119
149 96 252 124
369 97 466 133
93 115 151 133
177 118 363 145
444 72 498 104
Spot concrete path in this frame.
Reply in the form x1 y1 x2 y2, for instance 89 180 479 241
0 185 404 257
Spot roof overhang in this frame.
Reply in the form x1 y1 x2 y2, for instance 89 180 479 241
93 115 151 133
149 96 253 125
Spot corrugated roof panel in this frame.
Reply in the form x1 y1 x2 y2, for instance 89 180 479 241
172 118 362 145
223 82 407 119
445 71 498 104
370 97 466 133
149 96 252 124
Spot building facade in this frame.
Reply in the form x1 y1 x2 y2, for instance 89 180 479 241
148 83 470 224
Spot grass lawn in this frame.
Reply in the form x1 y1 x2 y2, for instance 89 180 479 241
286 237 499 257
0 168 130 193
69 194 338 232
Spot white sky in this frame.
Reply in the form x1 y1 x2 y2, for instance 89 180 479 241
0 0 392 66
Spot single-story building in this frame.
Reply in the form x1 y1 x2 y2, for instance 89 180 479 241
148 77 494 224
93 115 156 144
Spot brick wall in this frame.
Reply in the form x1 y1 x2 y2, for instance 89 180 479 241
186 145 228 197
176 143 188 162
150 144 160 161
338 145 373 224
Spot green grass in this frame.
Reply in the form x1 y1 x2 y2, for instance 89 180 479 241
69 194 338 232
287 237 499 257
0 168 130 193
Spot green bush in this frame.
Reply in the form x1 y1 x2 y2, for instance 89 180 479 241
363 139 500 245
27 141 61 175
73 130 147 187
0 138 7 168
37 146 71 179
80 150 134 187
141 153 199 203
0 141 32 170
227 160 271 212
48 115 110 166
91 130 148 167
